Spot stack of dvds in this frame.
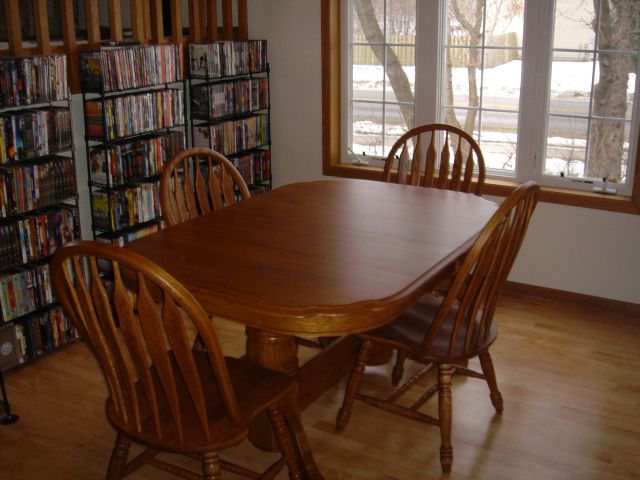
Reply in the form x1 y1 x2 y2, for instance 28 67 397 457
89 131 184 186
91 182 161 232
0 108 72 163
81 44 183 93
85 89 184 141
189 40 267 78
0 263 54 322
191 77 269 119
0 55 68 107
0 206 78 269
0 157 76 217
193 114 269 156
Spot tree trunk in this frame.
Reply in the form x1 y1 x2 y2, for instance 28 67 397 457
587 0 634 181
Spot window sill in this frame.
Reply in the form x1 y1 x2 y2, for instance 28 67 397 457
323 163 640 215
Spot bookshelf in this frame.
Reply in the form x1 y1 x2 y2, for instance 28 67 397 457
81 44 186 247
189 40 272 194
0 54 81 374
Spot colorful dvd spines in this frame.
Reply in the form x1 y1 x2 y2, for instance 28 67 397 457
231 149 271 187
0 263 54 322
0 158 76 217
0 55 68 108
0 107 72 164
85 89 184 141
192 114 269 157
92 182 161 232
191 77 269 119
81 44 184 93
0 206 78 269
97 223 162 248
89 131 184 186
189 40 267 78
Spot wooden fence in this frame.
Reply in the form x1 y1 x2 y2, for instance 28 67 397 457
352 32 520 68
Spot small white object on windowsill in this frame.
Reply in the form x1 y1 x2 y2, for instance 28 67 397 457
593 175 618 195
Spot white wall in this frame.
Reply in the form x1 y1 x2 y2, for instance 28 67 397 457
247 0 640 304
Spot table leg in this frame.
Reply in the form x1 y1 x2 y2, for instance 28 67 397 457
245 328 299 451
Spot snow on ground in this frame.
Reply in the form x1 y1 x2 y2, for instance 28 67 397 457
352 60 636 99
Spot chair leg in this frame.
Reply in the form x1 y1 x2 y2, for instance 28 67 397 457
336 339 373 432
479 350 503 413
268 406 304 480
391 349 406 386
106 433 131 480
438 364 454 473
201 452 221 480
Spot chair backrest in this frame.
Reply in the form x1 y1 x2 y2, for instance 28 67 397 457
383 123 486 196
421 181 540 357
160 147 251 227
51 241 241 443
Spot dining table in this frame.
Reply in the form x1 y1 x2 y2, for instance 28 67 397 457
127 178 497 450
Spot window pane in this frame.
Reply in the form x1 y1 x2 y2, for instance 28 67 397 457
447 2 484 47
545 116 588 178
384 103 409 156
594 52 636 122
481 110 518 173
482 50 521 113
549 54 594 116
553 0 595 50
545 0 638 183
352 45 383 102
443 0 524 177
386 0 415 36
348 0 416 162
352 101 384 157
589 118 629 182
353 0 384 37
384 45 415 105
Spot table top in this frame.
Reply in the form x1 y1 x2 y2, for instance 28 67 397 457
127 179 497 336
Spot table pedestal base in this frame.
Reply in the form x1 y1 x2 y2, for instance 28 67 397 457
245 329 360 451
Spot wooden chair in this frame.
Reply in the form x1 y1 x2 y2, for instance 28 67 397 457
384 124 487 383
383 123 486 196
51 241 324 480
160 147 251 227
335 182 539 473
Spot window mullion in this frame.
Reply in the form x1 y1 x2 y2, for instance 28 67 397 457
517 0 554 184
415 0 442 126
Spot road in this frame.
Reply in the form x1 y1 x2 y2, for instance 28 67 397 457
351 89 621 137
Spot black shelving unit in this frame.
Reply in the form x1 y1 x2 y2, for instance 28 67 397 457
80 44 186 246
0 54 81 378
188 40 272 195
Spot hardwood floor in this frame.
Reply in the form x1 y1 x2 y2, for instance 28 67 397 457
1 291 639 479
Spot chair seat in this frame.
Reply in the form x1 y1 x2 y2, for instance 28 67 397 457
106 353 293 453
361 294 497 363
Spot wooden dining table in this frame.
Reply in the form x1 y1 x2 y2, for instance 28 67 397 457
127 178 497 449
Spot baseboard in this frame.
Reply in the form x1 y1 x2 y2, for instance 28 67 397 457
503 281 640 317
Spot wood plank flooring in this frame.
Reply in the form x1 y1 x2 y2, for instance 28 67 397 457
1 291 639 479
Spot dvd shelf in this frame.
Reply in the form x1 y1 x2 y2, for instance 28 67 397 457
81 44 186 244
189 40 272 194
0 54 80 373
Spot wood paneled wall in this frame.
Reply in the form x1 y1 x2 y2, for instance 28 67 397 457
0 0 248 92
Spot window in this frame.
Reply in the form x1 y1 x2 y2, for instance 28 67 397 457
332 0 640 199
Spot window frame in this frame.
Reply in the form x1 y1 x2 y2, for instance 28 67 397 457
322 0 640 214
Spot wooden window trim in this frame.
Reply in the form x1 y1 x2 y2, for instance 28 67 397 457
321 0 640 215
